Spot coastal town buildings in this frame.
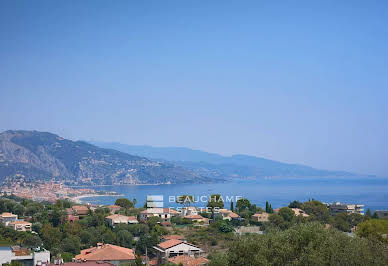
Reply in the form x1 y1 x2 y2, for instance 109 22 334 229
0 246 50 266
75 243 135 265
183 214 209 224
328 202 364 215
72 205 90 216
105 214 138 227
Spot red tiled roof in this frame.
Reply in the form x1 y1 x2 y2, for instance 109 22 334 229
157 239 182 249
49 262 114 266
169 255 209 265
162 235 185 240
184 215 205 220
75 244 135 261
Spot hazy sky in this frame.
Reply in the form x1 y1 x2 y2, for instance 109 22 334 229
1 1 387 176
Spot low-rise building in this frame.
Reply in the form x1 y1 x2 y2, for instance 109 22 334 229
375 210 388 219
153 240 203 264
75 243 135 265
291 208 309 217
140 208 179 222
328 202 364 215
216 209 240 221
162 235 186 242
0 212 18 225
0 246 50 266
183 215 209 224
72 205 90 216
180 207 199 217
8 221 32 232
252 212 270 222
105 214 138 227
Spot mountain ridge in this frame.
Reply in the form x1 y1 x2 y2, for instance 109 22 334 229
90 141 358 179
0 130 214 185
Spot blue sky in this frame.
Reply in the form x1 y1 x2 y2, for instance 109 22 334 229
0 1 387 176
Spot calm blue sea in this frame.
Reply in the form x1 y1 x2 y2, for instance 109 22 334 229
79 177 388 211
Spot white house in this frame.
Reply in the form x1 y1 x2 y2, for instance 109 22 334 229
105 214 138 227
140 208 179 222
0 246 50 266
0 212 18 225
153 239 203 265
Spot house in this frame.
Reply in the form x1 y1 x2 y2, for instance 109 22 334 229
75 243 135 265
162 235 186 241
375 210 388 219
8 221 32 232
105 214 138 227
67 214 79 223
252 212 269 222
72 205 90 216
106 205 121 214
49 262 114 266
0 246 50 266
183 215 209 224
291 208 309 217
140 208 179 222
0 212 18 225
180 207 199 217
216 209 240 221
274 208 309 217
153 240 203 265
328 202 364 215
168 255 209 265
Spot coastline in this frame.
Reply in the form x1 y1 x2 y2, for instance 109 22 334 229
70 193 124 204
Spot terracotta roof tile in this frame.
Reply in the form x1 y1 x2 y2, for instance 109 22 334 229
157 239 182 249
75 244 135 261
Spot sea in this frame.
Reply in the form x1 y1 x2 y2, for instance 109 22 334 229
79 177 388 211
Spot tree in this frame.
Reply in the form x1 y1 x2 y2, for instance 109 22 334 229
41 223 62 250
218 220 234 233
365 208 372 218
288 200 303 209
207 194 224 211
236 198 251 212
116 230 133 248
60 235 81 255
22 235 42 249
356 219 388 244
278 207 294 222
115 198 134 209
230 201 234 212
302 200 329 223
221 222 388 265
176 195 194 207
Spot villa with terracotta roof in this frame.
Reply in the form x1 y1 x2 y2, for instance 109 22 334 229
162 235 186 241
252 212 270 222
168 255 209 265
216 209 240 221
183 215 209 224
72 205 90 216
105 214 138 227
140 208 179 222
8 220 32 231
153 240 203 264
0 212 18 225
75 243 135 265
274 208 309 217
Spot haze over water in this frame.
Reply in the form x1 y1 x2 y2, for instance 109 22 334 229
81 177 388 211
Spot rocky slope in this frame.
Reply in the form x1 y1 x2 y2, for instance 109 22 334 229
0 130 211 185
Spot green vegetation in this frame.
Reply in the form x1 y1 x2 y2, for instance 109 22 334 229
210 222 388 266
